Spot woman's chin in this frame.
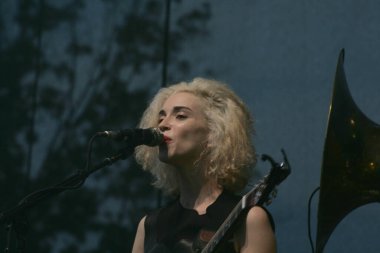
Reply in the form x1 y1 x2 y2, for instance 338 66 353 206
158 153 171 164
159 155 181 168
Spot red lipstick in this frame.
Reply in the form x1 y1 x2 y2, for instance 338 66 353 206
163 135 171 143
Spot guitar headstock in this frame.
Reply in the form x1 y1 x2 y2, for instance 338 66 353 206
245 149 291 207
262 149 291 186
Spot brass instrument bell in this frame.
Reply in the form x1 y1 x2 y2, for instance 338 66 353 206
316 49 380 253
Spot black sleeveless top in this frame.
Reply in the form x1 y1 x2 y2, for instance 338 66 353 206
143 191 275 253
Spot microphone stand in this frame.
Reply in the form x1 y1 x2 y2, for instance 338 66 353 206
0 144 135 253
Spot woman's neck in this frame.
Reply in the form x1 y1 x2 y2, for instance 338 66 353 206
177 167 222 215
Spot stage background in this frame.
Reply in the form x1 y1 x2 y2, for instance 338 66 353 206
1 0 379 252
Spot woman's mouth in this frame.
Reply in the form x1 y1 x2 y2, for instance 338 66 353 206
163 135 172 143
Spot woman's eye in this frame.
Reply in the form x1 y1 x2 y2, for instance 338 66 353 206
176 114 187 120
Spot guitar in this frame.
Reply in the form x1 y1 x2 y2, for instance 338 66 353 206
194 149 291 253
147 150 291 253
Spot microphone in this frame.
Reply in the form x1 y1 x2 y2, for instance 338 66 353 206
98 128 164 147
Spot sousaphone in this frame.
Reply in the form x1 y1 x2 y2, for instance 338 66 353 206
316 49 380 252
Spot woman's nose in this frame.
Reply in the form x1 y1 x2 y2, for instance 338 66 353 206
158 117 170 132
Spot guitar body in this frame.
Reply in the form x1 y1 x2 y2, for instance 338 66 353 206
147 233 237 253
147 240 194 253
149 235 236 253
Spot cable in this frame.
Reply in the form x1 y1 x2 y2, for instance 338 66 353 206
156 0 172 209
161 0 171 89
308 186 320 253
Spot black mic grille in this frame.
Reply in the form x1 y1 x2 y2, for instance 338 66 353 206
100 128 163 147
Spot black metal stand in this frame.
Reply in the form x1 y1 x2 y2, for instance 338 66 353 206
0 144 134 252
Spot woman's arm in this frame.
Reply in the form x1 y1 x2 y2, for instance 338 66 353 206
132 216 146 253
236 206 276 253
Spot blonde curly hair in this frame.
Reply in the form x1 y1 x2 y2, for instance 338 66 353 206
135 78 256 195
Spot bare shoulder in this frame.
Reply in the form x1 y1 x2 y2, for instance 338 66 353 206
132 216 146 253
237 206 276 253
246 206 272 226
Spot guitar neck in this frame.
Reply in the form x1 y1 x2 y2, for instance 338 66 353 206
201 200 243 253
201 194 251 253
200 150 291 253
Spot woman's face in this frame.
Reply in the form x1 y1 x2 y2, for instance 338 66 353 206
157 92 209 168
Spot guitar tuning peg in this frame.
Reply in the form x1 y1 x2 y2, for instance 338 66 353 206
271 189 278 198
265 198 273 206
